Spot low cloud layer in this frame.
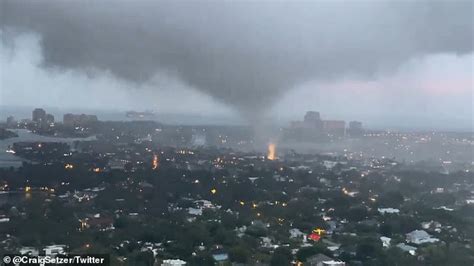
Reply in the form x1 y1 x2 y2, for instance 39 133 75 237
2 1 472 112
0 32 233 115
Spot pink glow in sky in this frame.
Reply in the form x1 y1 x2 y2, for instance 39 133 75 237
272 53 473 129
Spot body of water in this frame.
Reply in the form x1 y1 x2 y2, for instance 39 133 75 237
0 129 95 168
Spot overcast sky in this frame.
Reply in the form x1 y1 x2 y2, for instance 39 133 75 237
1 0 472 130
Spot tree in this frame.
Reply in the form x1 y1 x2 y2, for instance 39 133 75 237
379 223 392 237
356 237 382 261
130 250 155 266
229 246 250 263
270 247 292 266
378 191 404 208
379 247 418 266
188 254 214 266
296 244 331 262
347 206 369 222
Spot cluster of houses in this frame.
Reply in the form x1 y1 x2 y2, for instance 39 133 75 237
1 128 471 265
19 245 67 257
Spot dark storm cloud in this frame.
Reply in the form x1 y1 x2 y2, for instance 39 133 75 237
1 0 473 117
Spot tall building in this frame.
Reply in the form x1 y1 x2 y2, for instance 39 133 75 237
285 111 353 141
348 121 363 137
303 111 323 130
304 111 321 123
63 114 75 126
45 114 55 124
285 111 325 141
349 121 362 130
322 120 346 136
6 116 15 126
32 108 46 123
63 113 98 127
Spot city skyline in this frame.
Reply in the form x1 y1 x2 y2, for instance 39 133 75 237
2 105 472 132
